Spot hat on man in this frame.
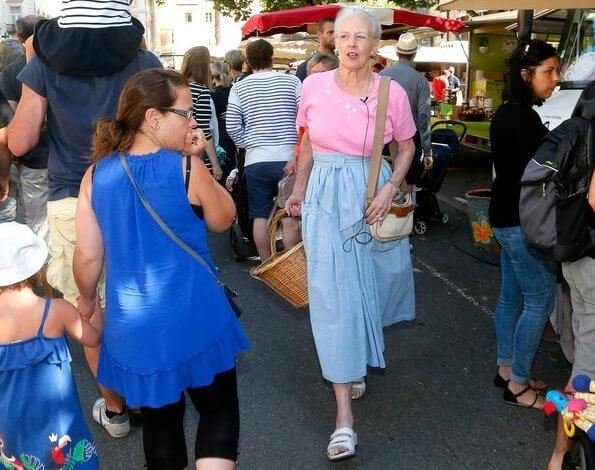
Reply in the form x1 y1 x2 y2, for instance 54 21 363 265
395 32 418 55
0 222 48 287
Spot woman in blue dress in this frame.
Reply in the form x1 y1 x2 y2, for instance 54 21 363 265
73 69 250 470
0 222 100 470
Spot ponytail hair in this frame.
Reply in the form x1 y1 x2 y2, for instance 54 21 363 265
92 118 135 161
502 39 557 107
91 69 189 161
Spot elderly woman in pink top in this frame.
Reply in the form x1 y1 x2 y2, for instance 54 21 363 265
286 7 416 462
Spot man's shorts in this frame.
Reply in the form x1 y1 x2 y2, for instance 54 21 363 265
244 161 286 219
47 197 105 306
562 256 595 379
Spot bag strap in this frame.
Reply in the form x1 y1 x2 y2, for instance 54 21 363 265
366 76 392 205
118 153 222 288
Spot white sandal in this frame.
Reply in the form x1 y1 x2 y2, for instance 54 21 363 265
351 379 366 400
327 427 357 461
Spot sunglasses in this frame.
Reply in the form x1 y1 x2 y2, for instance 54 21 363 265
158 107 193 120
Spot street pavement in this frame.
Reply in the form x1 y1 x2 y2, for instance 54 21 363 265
71 198 570 469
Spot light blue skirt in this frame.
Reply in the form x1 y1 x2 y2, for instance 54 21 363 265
302 152 415 383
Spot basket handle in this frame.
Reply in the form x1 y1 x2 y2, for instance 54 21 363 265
268 209 287 256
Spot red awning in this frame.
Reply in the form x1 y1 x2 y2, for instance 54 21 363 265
241 5 467 40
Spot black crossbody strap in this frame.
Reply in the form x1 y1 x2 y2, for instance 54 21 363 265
118 153 222 287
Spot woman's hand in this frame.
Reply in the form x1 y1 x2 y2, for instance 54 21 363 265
285 191 305 217
423 155 434 170
76 295 97 321
365 182 397 225
211 161 223 180
184 129 206 157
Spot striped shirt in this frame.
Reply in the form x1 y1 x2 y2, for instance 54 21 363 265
189 82 213 141
58 0 132 28
226 71 301 150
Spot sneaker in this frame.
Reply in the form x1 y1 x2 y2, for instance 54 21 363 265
92 398 130 438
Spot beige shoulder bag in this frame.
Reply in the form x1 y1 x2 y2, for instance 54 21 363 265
366 77 414 242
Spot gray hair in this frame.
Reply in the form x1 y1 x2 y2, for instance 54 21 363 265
307 53 339 75
224 49 245 72
15 15 42 41
211 61 231 87
0 39 24 71
334 7 382 40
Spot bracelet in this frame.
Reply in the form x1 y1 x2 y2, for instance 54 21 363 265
388 178 400 191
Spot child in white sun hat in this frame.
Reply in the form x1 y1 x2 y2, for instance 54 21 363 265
0 222 101 469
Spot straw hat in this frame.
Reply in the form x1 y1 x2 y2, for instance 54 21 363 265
0 222 48 287
395 33 418 55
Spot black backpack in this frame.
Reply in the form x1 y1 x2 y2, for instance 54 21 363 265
519 84 595 262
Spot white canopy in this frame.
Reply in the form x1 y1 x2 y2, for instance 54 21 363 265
378 40 469 64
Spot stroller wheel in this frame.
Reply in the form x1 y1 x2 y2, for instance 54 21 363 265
441 213 450 224
414 220 427 235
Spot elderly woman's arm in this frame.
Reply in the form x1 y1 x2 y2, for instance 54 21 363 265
285 130 314 217
364 137 415 224
73 168 105 319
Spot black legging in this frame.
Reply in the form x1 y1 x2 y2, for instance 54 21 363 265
140 368 239 469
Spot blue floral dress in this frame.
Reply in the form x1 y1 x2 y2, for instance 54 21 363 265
0 299 98 470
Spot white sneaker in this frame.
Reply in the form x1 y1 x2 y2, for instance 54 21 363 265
92 398 130 438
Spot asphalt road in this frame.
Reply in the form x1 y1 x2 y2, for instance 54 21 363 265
71 208 569 469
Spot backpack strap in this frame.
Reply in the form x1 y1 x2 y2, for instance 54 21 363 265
36 298 51 336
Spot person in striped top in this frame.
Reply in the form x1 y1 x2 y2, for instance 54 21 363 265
226 39 301 261
181 46 223 180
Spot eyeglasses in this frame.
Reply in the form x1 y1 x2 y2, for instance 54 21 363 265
158 107 193 120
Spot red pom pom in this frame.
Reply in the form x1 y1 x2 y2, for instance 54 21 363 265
544 401 557 416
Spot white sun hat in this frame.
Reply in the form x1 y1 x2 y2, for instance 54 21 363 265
395 32 419 55
0 222 48 287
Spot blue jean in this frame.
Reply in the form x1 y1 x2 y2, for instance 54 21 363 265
493 226 556 384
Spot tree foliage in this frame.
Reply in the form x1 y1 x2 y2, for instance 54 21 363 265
213 0 438 22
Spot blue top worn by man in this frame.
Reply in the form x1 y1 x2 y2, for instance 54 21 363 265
6 0 162 439
380 33 433 182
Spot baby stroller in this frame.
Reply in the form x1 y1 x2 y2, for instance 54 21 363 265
413 120 467 235
563 429 595 469
229 149 259 260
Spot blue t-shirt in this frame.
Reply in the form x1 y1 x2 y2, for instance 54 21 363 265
18 51 162 200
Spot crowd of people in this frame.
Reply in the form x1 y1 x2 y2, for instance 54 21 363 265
0 4 594 469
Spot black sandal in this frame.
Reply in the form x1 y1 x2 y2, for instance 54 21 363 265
494 373 548 393
503 386 541 409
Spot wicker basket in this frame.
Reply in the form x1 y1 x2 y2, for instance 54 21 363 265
250 209 308 308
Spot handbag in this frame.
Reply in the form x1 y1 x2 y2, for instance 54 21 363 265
366 77 414 242
118 154 243 317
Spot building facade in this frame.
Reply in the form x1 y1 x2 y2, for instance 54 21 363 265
0 0 257 64
0 0 36 35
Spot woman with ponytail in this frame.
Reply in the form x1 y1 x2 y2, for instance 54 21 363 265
180 46 223 180
75 68 250 469
489 40 560 409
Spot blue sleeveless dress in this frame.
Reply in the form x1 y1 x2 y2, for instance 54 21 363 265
0 299 98 469
92 149 250 408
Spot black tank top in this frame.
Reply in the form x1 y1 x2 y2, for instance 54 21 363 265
185 155 204 220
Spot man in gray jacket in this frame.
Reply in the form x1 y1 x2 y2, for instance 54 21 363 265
380 32 433 182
